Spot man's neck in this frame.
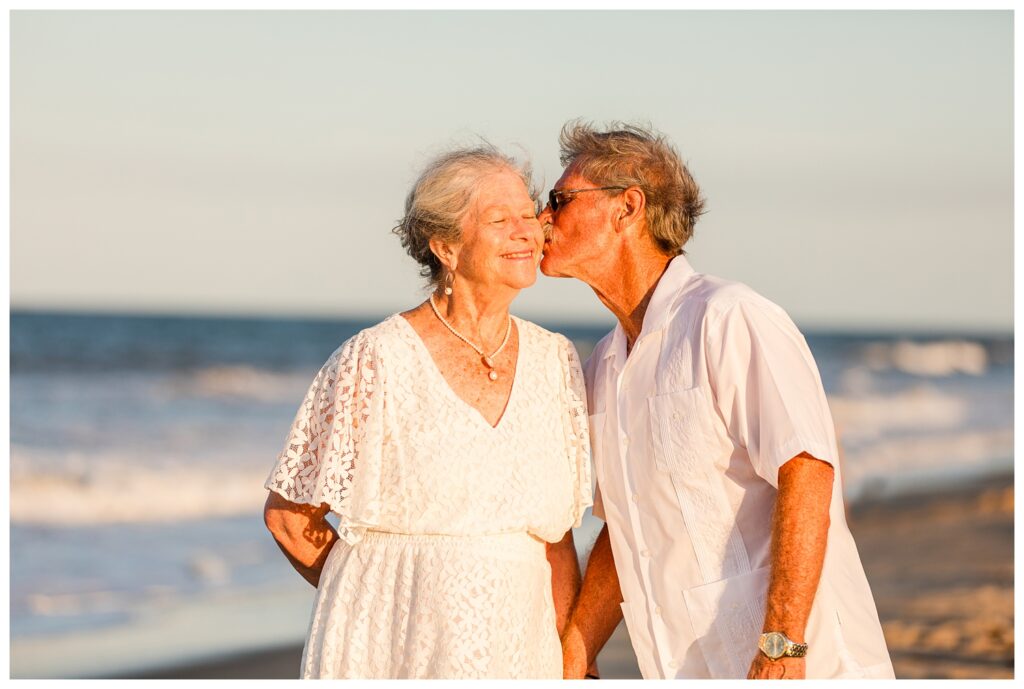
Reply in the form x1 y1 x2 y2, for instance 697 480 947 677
589 252 674 354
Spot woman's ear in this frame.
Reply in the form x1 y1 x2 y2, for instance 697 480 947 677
428 236 458 272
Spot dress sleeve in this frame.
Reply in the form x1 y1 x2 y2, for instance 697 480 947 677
704 298 839 488
557 335 594 529
264 332 386 545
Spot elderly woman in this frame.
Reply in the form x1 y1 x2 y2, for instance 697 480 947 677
263 145 592 679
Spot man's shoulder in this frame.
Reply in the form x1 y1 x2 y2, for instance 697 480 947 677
680 272 788 325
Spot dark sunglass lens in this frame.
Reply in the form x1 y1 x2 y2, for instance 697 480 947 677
548 191 559 211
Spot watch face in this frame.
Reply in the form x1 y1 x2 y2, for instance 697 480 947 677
763 632 787 659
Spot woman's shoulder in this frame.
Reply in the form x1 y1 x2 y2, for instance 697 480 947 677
513 317 576 357
323 314 411 368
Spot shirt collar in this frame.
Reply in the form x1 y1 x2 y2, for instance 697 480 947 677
606 323 627 364
641 254 695 338
602 254 696 363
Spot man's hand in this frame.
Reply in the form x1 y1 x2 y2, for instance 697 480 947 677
747 653 806 679
561 624 589 679
560 524 623 679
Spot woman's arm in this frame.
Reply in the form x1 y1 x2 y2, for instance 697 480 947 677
263 490 340 588
546 529 582 636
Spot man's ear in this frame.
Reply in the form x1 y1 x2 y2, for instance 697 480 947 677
615 186 646 231
428 236 458 271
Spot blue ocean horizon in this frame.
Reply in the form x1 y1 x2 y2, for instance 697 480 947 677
10 307 1013 372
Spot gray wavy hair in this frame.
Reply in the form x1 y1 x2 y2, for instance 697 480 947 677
393 144 535 285
559 120 706 255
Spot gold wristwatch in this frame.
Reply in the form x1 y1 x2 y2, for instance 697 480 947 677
758 631 808 660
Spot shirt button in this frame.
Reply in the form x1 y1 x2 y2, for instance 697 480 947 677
668 660 678 670
641 549 651 558
672 412 680 421
655 606 662 616
631 493 639 503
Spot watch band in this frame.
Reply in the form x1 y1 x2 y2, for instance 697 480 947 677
785 642 808 657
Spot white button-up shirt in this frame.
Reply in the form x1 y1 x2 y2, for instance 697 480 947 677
585 256 894 679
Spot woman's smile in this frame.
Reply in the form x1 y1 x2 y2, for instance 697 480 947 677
500 249 535 261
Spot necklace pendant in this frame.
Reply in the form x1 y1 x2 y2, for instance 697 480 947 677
427 295 513 381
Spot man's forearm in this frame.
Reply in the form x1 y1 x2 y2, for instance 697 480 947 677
562 524 624 676
763 453 834 639
748 454 834 679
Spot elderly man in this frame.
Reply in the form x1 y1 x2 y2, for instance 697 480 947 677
539 121 894 679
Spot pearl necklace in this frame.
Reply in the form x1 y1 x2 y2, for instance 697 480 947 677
428 294 512 381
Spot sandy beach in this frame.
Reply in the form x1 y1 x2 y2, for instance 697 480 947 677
125 473 1013 680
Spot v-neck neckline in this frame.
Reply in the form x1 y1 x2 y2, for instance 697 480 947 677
393 313 523 431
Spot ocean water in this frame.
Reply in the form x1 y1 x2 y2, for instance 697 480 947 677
8 311 1014 677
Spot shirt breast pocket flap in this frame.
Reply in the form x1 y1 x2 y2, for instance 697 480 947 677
647 387 716 475
682 565 770 679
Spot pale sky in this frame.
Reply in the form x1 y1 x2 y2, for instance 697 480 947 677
10 10 1013 331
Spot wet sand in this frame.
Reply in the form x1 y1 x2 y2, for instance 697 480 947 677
846 474 1014 679
127 473 1013 680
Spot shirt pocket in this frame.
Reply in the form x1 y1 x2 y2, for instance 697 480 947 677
804 581 869 678
647 386 717 475
647 386 751 583
681 565 770 679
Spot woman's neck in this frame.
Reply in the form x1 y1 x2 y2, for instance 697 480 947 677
430 284 516 351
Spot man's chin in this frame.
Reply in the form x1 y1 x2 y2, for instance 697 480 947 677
539 255 569 278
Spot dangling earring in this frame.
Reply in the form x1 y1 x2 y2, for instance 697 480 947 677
443 270 455 296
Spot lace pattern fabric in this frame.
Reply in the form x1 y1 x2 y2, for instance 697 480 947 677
264 314 592 678
304 531 560 678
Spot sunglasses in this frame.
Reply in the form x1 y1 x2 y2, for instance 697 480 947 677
547 186 628 212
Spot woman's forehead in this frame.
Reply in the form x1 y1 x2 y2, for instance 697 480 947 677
473 171 531 208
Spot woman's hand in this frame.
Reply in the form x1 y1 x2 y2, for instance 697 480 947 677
263 490 339 588
561 623 589 679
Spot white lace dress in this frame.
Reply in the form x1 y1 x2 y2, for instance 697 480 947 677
264 314 592 679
